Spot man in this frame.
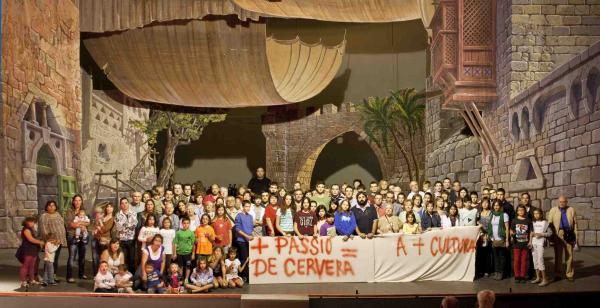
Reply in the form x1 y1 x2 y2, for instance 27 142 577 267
449 180 461 206
372 194 385 217
164 189 174 204
260 191 270 207
180 184 193 204
247 167 271 194
203 184 220 205
422 181 431 193
330 184 344 206
433 181 443 198
368 181 379 198
293 189 304 210
378 180 389 194
496 188 515 221
547 196 578 282
351 192 377 238
442 177 452 193
311 180 331 209
225 196 240 224
482 186 490 200
130 192 144 214
292 181 302 191
234 200 255 281
114 197 137 272
406 181 424 200
476 290 495 308
173 183 183 202
343 186 358 208
384 192 403 216
268 182 279 195
488 188 497 205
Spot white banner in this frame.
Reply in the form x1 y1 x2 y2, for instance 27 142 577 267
249 236 374 284
249 226 479 284
373 226 479 282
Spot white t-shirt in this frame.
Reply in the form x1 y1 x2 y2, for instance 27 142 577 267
225 258 241 279
532 220 551 246
491 213 510 241
115 271 132 287
44 242 59 262
94 271 115 290
159 228 176 255
459 208 478 226
138 226 160 244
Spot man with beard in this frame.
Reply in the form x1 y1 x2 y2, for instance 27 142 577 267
330 184 344 206
351 192 377 238
260 191 271 208
268 182 279 195
203 184 220 206
247 167 271 194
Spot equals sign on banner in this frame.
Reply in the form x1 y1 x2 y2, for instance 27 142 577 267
341 248 357 258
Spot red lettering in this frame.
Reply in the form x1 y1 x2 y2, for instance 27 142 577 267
325 238 332 255
267 257 277 275
343 260 355 276
276 237 289 255
309 238 319 255
251 259 267 277
289 237 300 254
396 236 407 256
284 258 295 277
430 236 439 257
325 259 334 276
336 260 343 276
250 237 269 254
412 237 424 255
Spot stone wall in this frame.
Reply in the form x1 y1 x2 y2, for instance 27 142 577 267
80 88 156 209
1 0 81 247
262 103 423 190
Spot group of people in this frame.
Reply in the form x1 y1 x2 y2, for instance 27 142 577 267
17 167 579 293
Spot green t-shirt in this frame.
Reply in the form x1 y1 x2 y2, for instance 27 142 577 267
311 193 331 210
174 229 195 255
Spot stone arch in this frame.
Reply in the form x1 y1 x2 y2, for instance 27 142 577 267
511 112 520 142
584 65 600 112
295 129 388 191
28 134 65 174
568 76 583 119
532 84 565 134
520 106 530 140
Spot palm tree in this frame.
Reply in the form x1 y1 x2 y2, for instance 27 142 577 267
358 96 414 181
390 89 425 183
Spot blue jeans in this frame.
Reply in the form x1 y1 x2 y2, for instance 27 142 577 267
67 237 87 279
43 261 55 283
91 238 106 275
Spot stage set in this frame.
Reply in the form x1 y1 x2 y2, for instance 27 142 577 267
3 0 600 308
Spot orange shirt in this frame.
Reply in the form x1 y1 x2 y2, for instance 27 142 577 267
194 225 215 255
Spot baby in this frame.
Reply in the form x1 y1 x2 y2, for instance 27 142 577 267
73 209 90 243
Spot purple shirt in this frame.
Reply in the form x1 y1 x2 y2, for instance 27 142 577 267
234 212 254 242
319 222 334 236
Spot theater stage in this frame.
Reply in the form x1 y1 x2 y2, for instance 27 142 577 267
0 248 599 308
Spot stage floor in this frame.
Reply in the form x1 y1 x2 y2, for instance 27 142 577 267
0 247 599 297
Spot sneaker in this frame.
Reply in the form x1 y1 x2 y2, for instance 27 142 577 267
49 282 58 286
538 280 549 287
567 277 574 282
80 275 89 280
20 281 29 288
40 282 48 287
67 278 75 283
530 278 540 284
484 273 490 278
493 273 503 281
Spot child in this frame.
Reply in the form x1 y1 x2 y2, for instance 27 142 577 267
459 199 478 226
530 208 551 287
73 209 90 244
41 232 60 286
186 258 214 293
511 205 532 283
94 261 116 293
399 200 421 224
402 212 421 234
114 264 134 293
209 246 227 288
138 214 160 250
195 214 216 258
320 212 336 237
225 247 248 288
18 217 43 288
159 217 176 265
144 261 165 293
165 263 184 294
173 217 196 280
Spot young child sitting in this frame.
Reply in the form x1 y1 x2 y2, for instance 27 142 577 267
186 258 214 293
73 209 90 244
114 264 134 294
94 261 116 293
165 263 184 294
144 262 165 294
225 247 248 288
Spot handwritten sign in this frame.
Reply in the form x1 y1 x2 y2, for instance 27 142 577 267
249 226 480 284
249 236 374 284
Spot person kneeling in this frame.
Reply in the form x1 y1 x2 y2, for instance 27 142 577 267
186 258 214 293
94 261 116 293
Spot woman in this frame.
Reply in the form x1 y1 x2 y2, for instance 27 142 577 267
19 217 44 288
65 195 88 283
442 205 461 228
328 201 339 214
275 194 295 236
263 195 279 236
315 205 328 235
476 198 493 278
459 188 469 201
277 188 287 199
412 194 424 218
100 239 124 275
135 234 166 290
92 202 115 274
293 198 317 236
208 246 228 288
137 199 157 230
489 200 510 280
335 200 357 240
376 204 402 234
38 200 67 282
212 205 232 250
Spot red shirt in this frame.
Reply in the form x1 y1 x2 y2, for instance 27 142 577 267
211 217 232 247
263 204 278 235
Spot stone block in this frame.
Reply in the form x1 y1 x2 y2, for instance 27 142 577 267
27 185 37 201
584 231 596 246
455 145 466 160
0 217 9 232
576 184 586 197
445 151 454 163
557 5 575 15
16 184 27 201
575 145 588 158
592 166 600 182
586 183 597 197
466 141 479 157
463 157 474 170
450 161 463 173
555 170 571 186
23 201 38 209
22 168 36 185
468 169 481 183
571 167 591 184
565 149 577 161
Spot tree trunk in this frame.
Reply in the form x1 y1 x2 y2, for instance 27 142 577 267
391 131 414 182
408 133 421 184
157 133 178 188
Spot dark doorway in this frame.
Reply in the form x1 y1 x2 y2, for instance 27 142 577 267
36 145 58 214
310 131 383 188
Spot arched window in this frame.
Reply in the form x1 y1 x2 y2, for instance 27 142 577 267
586 67 599 111
520 107 530 140
511 112 520 142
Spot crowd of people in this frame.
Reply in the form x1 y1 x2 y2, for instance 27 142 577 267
16 167 579 293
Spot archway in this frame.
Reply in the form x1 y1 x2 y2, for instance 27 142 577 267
36 144 58 213
302 131 383 189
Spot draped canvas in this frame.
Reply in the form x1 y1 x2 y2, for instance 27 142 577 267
79 0 261 33
233 0 434 24
267 37 345 102
83 18 345 107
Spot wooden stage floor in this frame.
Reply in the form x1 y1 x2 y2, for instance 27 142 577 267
0 247 599 298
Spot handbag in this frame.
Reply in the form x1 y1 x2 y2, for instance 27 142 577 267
492 239 505 248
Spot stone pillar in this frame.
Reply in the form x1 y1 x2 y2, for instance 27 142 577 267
40 102 48 128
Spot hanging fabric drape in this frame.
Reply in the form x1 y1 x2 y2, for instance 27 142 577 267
79 0 261 33
83 17 346 107
232 0 435 25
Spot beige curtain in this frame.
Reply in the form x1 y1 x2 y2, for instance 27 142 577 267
79 0 261 32
83 18 345 107
233 0 434 24
267 36 346 102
